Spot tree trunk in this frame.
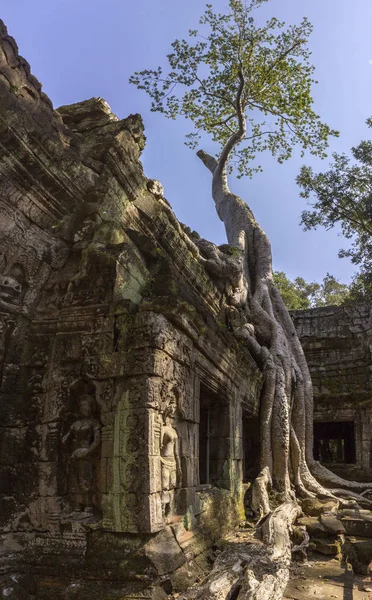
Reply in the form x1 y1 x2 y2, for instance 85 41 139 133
180 503 301 600
189 148 372 600
197 147 372 499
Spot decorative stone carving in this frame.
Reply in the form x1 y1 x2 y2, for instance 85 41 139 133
36 279 67 314
147 179 164 199
0 263 25 306
26 374 43 395
0 18 270 592
160 395 182 521
62 392 101 518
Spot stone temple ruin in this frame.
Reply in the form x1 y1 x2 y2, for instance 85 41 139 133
293 305 372 479
0 20 371 600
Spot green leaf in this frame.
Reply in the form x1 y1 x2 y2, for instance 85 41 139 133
130 0 337 177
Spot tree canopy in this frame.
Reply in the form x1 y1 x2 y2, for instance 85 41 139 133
273 271 313 310
273 271 351 310
297 118 372 302
130 0 338 178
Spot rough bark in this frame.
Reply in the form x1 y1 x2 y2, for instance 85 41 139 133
180 503 301 600
191 123 372 597
197 146 372 501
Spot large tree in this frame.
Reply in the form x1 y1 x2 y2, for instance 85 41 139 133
131 1 372 597
297 121 372 302
273 271 313 309
273 271 351 309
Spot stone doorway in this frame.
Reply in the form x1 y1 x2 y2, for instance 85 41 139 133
199 384 230 487
242 414 260 482
313 421 356 464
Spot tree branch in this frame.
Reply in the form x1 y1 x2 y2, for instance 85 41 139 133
196 150 218 173
216 66 247 175
245 130 273 141
162 81 178 99
207 113 237 128
259 39 302 88
323 196 372 235
195 75 236 108
248 101 300 137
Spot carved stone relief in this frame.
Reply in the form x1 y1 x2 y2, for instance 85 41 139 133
104 377 186 533
26 373 44 395
61 383 101 519
109 389 146 532
159 396 181 521
0 263 26 314
0 21 271 591
36 278 68 314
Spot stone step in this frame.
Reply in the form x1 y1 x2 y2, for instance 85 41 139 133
343 536 372 574
297 515 344 540
341 517 372 538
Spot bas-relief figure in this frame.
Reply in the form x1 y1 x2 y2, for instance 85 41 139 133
160 398 182 521
0 263 27 315
62 393 101 518
0 264 25 304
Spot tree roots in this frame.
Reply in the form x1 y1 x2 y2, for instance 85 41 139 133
193 149 372 600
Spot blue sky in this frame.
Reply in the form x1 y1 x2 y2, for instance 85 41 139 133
3 0 372 284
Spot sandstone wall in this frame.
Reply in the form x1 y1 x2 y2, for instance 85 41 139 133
0 20 262 599
292 303 372 474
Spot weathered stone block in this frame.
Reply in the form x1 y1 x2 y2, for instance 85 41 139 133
301 497 338 516
319 514 346 535
297 516 329 539
132 313 193 365
180 456 198 487
101 424 113 458
171 525 209 560
170 562 201 592
100 458 108 494
146 492 163 533
143 526 185 575
310 537 341 556
175 487 196 518
342 517 372 538
148 456 162 494
343 536 372 574
38 461 59 497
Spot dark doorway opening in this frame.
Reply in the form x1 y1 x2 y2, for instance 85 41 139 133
199 403 209 485
242 414 260 482
199 384 230 487
313 421 356 464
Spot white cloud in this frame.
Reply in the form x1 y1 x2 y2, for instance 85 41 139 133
368 59 372 65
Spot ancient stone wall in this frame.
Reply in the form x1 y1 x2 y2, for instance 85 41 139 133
292 303 372 477
0 21 263 599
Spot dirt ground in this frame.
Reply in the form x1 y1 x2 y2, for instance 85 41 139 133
285 556 372 600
